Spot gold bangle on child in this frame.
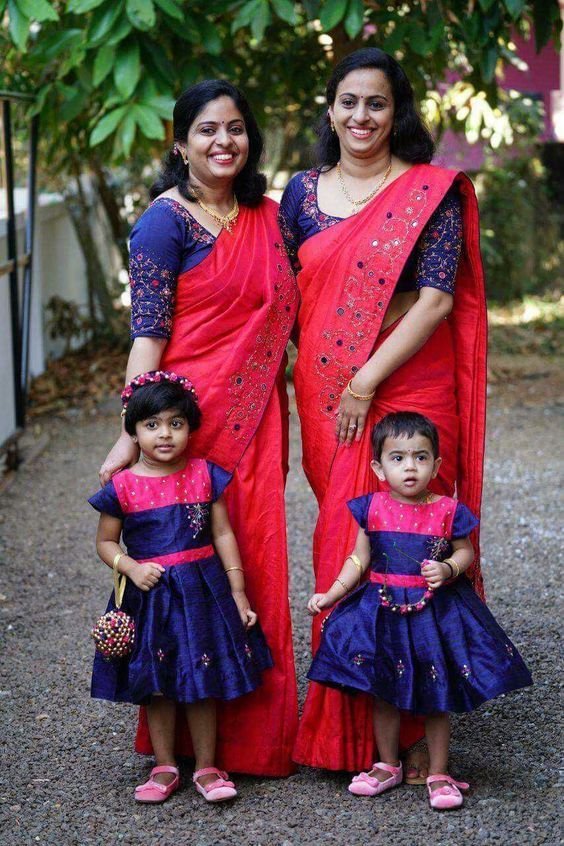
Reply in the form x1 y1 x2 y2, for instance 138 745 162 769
334 577 350 593
346 380 375 402
113 552 125 571
225 566 244 573
443 558 460 578
346 553 363 585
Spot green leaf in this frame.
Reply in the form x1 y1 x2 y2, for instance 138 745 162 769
93 45 116 86
67 0 106 12
271 0 297 25
533 0 558 52
251 2 271 40
33 29 83 62
383 21 406 53
118 109 137 154
60 87 88 121
478 0 497 10
407 21 430 57
89 2 123 45
145 94 175 119
480 44 498 82
126 0 156 30
90 105 129 145
319 0 347 32
232 0 261 34
302 0 319 18
15 0 58 21
503 0 525 19
132 104 165 139
153 0 183 21
8 0 28 51
106 14 133 46
198 18 222 55
343 0 364 39
113 40 141 97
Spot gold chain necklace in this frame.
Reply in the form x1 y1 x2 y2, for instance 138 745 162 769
337 160 392 213
196 196 239 233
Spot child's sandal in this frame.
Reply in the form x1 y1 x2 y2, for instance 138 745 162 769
426 773 469 810
134 765 179 803
348 761 403 796
193 767 237 802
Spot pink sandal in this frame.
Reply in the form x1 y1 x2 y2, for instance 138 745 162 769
134 765 179 803
426 774 469 810
193 767 237 802
348 761 403 796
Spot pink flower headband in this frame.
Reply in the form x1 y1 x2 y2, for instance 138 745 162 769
120 370 197 409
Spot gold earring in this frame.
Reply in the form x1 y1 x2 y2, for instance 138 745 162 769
330 119 336 133
175 143 189 166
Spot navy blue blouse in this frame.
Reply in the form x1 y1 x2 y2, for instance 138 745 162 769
278 169 463 295
129 198 217 340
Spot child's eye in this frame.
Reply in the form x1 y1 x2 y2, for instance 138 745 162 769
146 421 158 429
416 455 428 461
391 455 402 462
171 419 185 428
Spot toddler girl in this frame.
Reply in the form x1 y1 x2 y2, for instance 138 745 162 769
307 411 531 810
89 371 272 804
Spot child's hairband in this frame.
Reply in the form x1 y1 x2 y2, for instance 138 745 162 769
120 370 197 409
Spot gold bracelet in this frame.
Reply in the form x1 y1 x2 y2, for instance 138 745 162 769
346 554 363 585
443 558 460 578
224 566 244 573
334 577 350 593
113 551 125 571
346 379 375 402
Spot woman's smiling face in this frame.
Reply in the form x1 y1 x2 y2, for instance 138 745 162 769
181 95 249 187
329 68 395 160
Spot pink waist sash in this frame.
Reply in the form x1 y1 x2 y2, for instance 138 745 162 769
137 545 215 567
369 571 427 588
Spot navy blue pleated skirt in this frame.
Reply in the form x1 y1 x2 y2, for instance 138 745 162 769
308 576 532 714
91 555 273 705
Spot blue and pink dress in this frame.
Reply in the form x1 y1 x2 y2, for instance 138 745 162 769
308 492 532 714
89 458 272 705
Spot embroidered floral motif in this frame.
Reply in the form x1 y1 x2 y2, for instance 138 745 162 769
427 536 450 561
200 653 213 668
225 241 298 443
396 659 405 678
505 643 514 658
352 653 366 666
244 643 253 660
156 648 166 662
185 502 209 537
460 664 471 679
428 664 439 682
414 191 462 295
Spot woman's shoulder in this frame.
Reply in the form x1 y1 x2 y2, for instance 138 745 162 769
131 196 190 239
284 168 320 195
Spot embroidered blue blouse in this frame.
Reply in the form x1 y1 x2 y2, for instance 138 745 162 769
278 169 463 295
129 198 216 340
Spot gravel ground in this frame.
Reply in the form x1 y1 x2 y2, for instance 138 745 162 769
0 379 561 846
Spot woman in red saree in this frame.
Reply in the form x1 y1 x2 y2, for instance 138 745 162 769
100 81 298 784
279 49 487 778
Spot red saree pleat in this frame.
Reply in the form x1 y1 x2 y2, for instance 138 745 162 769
134 199 299 775
293 166 487 771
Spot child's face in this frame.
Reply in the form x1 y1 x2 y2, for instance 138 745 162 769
133 407 189 464
371 433 441 500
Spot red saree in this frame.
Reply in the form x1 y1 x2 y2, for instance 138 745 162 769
293 165 487 771
135 198 299 776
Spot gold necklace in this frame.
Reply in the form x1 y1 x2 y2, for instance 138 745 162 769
196 195 239 233
337 160 392 213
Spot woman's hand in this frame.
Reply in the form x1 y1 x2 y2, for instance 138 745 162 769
128 562 166 591
307 592 333 616
99 432 139 486
336 376 375 446
232 590 258 628
421 559 450 590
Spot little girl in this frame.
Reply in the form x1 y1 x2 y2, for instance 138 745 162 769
307 411 532 810
89 371 272 804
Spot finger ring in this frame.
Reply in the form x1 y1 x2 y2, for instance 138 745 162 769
348 423 357 430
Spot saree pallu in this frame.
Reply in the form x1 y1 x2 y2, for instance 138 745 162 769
135 199 299 776
293 165 487 771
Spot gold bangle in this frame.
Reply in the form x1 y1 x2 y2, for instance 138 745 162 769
443 558 460 578
113 551 125 571
346 554 363 585
334 577 350 593
224 566 244 573
346 379 375 402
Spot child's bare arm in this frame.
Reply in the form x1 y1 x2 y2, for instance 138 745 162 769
96 513 164 592
422 536 474 589
211 496 257 627
307 528 371 615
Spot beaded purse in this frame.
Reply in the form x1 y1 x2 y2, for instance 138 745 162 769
91 561 135 660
